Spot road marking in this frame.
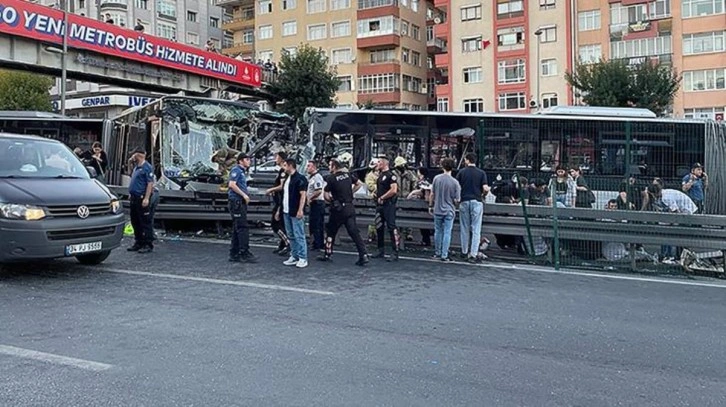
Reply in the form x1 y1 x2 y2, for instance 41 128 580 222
161 238 726 290
100 268 336 296
0 344 112 372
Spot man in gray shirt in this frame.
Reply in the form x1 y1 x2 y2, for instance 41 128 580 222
429 158 461 261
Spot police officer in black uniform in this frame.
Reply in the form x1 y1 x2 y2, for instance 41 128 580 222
264 151 291 256
228 152 257 263
317 158 369 266
373 157 400 262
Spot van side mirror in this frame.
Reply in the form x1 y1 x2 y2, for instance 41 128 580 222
86 166 98 178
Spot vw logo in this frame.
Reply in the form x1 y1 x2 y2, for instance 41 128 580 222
77 206 90 219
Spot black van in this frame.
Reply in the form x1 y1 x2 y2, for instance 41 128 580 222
0 133 125 265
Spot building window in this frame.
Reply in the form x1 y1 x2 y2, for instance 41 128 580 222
684 107 725 120
538 26 557 43
331 0 350 9
282 0 296 10
282 21 297 36
156 22 176 40
437 98 449 112
243 30 254 44
683 31 726 55
331 21 351 37
370 48 396 63
338 75 353 92
157 0 176 17
610 3 647 25
209 17 219 28
331 48 353 64
497 59 526 84
107 11 127 26
541 59 557 76
498 92 526 111
258 50 274 61
497 28 525 46
260 0 273 14
463 98 484 113
186 32 199 45
462 36 483 52
307 0 326 13
578 44 602 64
223 32 234 49
539 0 555 10
497 0 523 16
611 36 672 59
357 16 399 38
463 67 482 83
402 48 410 64
683 69 726 91
541 93 558 108
411 51 421 66
307 24 327 40
259 25 273 40
135 0 148 9
412 24 420 40
578 10 600 31
359 73 400 94
650 0 671 18
402 75 423 93
185 11 196 22
461 4 482 21
682 0 724 18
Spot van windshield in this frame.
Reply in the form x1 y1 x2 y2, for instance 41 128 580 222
0 137 90 179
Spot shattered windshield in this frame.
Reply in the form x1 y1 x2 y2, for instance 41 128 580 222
158 98 296 188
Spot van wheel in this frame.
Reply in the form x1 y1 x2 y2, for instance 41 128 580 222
76 250 111 265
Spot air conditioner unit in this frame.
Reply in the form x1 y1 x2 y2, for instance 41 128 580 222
433 17 442 24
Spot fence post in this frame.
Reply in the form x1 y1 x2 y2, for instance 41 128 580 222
515 173 535 259
625 120 632 179
477 119 485 167
551 182 560 270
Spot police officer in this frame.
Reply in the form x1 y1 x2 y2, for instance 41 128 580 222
264 152 291 256
374 157 399 262
317 158 369 266
127 147 157 254
228 152 258 263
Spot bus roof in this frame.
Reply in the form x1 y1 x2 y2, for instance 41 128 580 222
537 106 657 118
0 111 66 118
306 107 705 125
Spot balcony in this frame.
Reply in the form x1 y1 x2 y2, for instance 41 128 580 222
222 42 254 56
617 53 673 67
99 0 128 9
435 83 450 97
433 0 447 10
357 34 400 49
427 38 447 54
357 91 402 105
434 52 449 68
433 22 448 39
357 60 402 76
215 0 254 8
222 16 254 31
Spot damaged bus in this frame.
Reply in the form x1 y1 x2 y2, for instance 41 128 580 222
104 96 301 220
306 107 726 214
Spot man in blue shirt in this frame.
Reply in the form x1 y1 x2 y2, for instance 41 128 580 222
228 152 257 263
456 153 490 262
682 162 707 214
127 147 157 253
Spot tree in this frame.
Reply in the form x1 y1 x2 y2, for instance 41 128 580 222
565 58 681 116
0 69 54 111
267 44 340 122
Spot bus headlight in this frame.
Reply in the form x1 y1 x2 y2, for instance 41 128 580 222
0 203 48 221
110 199 122 214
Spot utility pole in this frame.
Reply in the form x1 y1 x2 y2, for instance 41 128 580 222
60 0 69 116
534 29 543 112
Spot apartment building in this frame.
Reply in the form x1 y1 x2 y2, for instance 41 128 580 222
46 0 227 117
218 0 432 109
433 0 573 113
574 0 726 119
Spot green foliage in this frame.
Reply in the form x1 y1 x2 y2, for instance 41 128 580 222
565 58 681 116
267 44 340 122
357 99 375 110
0 69 54 112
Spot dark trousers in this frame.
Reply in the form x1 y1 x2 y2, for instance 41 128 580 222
421 229 432 246
309 200 325 250
375 202 399 253
694 200 704 214
271 203 289 248
129 194 156 248
325 205 367 258
229 199 250 257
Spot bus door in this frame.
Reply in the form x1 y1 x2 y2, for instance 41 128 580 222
370 125 426 168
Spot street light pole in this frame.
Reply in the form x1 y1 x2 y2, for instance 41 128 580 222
534 29 542 112
60 0 69 116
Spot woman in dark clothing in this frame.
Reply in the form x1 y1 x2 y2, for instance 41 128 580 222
83 141 108 180
570 166 594 208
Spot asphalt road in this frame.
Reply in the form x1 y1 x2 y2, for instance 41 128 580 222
1 238 726 406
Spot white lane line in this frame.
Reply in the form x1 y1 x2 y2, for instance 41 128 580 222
0 344 112 372
160 238 726 289
101 268 336 296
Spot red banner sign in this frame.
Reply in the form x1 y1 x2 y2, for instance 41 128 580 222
0 0 261 88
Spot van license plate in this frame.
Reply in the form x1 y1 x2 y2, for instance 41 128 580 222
65 242 103 256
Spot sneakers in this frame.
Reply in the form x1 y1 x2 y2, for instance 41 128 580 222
317 254 331 262
277 247 291 257
241 252 258 263
137 246 153 254
355 255 370 266
440 257 453 262
283 256 299 266
296 259 308 268
127 244 142 252
228 256 241 263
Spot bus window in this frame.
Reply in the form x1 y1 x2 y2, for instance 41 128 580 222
481 130 535 170
430 128 476 169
